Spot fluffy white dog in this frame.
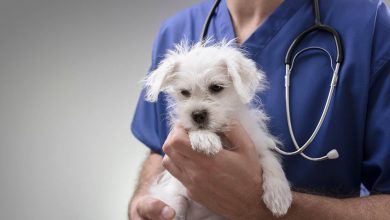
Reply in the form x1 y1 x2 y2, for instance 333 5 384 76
144 41 292 219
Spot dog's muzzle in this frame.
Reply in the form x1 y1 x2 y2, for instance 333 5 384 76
191 110 208 125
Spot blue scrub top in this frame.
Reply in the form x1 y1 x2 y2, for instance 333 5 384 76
131 0 390 197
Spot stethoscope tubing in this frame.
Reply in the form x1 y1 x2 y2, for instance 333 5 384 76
285 24 343 65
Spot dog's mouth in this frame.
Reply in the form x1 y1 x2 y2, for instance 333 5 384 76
193 123 229 132
196 124 208 130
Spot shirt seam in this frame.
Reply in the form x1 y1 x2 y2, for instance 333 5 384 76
370 54 390 89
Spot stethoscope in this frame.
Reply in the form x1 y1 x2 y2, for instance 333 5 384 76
201 0 343 161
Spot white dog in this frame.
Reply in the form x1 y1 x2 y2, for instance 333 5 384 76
144 40 292 219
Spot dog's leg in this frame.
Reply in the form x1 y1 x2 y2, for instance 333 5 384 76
149 171 189 219
168 196 189 220
188 130 222 155
152 194 188 220
260 150 292 217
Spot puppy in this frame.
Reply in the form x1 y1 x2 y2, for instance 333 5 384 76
144 40 292 219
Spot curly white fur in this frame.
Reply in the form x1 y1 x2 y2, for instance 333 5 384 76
144 40 292 219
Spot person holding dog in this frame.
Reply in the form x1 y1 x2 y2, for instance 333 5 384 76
129 0 390 219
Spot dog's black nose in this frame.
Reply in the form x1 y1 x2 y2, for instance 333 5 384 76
192 110 208 124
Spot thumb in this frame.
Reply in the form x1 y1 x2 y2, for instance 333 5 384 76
223 121 254 152
136 196 176 220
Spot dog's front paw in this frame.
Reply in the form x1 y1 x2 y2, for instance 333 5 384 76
262 178 292 217
189 130 222 155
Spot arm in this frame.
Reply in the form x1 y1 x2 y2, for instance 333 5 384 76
277 193 390 220
162 123 390 220
249 191 390 220
128 151 175 220
130 151 164 201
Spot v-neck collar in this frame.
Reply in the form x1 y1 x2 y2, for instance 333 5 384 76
215 0 309 57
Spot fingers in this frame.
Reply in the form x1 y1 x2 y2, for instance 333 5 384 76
162 155 183 180
136 196 175 220
162 124 196 185
163 124 193 157
223 121 254 152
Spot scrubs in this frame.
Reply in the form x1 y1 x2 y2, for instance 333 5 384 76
131 0 390 197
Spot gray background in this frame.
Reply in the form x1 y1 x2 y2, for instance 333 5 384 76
0 0 389 220
0 0 197 219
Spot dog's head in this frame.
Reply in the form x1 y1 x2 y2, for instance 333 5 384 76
144 41 266 132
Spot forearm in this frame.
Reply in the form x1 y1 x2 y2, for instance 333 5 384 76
283 193 390 220
253 192 390 220
129 150 164 207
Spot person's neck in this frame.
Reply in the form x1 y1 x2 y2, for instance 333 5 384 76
226 0 284 45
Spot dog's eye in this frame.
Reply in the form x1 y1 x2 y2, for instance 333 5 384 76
180 90 191 97
209 84 224 93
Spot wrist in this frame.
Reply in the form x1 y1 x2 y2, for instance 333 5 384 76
230 185 271 219
230 204 268 220
233 188 288 220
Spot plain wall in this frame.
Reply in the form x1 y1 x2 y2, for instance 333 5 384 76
0 0 389 220
0 0 197 220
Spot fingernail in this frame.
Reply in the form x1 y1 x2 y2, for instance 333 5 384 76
161 206 174 219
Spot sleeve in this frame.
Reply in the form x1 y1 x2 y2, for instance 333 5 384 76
361 1 390 194
130 26 171 155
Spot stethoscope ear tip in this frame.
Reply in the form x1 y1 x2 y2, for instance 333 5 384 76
327 149 339 160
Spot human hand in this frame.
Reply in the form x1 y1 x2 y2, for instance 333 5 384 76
128 195 176 220
162 122 267 219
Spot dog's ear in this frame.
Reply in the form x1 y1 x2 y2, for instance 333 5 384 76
143 56 179 102
223 50 266 103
